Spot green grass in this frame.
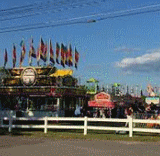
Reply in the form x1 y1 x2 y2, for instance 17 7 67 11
1 128 160 142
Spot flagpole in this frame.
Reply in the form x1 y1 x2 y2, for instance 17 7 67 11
37 36 41 67
74 47 76 69
60 43 62 68
29 37 32 66
4 49 7 68
48 39 50 66
44 41 47 67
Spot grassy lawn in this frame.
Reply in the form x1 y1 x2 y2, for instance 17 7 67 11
0 128 160 142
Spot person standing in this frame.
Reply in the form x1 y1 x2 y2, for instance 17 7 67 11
125 105 134 127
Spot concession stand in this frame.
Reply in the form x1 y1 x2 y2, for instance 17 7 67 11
88 92 115 117
0 66 87 117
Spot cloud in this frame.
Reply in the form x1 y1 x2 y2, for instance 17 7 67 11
114 46 140 53
115 51 160 73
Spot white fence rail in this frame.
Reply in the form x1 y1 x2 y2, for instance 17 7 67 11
1 114 160 137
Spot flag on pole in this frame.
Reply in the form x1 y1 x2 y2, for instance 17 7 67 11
37 46 40 66
49 39 55 64
56 42 60 64
65 45 69 66
29 38 36 58
4 49 8 67
12 44 16 68
68 44 73 66
61 43 65 68
39 37 45 62
29 38 36 66
20 39 26 67
75 47 79 69
43 42 48 62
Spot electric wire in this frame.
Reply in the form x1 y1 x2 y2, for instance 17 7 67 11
1 2 160 33
0 0 101 21
0 1 99 22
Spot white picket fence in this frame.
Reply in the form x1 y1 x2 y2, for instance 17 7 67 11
1 115 160 137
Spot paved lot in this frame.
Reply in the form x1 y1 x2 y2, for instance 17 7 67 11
0 135 160 156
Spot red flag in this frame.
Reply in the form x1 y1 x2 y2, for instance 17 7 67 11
68 44 73 66
12 44 16 68
56 42 60 64
75 47 79 69
4 49 8 67
50 40 55 64
61 43 65 68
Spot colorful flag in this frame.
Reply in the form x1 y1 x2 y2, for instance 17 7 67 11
64 45 69 66
75 47 79 69
29 38 36 58
68 44 73 66
61 43 65 68
4 49 8 67
56 42 60 64
39 37 46 62
43 42 48 62
37 46 40 66
49 39 55 64
12 44 16 68
29 38 36 66
20 39 26 67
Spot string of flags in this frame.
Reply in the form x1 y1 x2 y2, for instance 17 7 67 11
3 37 79 69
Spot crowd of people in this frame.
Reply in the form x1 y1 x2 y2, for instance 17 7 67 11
73 100 160 120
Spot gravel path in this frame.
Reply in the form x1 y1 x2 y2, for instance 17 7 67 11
0 135 160 156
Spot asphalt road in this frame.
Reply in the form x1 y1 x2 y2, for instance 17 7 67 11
0 135 160 156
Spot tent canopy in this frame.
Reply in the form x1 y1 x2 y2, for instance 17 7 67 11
50 69 73 77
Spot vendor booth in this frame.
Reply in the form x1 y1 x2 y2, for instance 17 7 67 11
88 92 116 117
0 66 87 117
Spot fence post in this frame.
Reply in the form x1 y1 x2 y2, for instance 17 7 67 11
44 116 47 134
84 116 88 135
8 110 12 133
129 116 133 137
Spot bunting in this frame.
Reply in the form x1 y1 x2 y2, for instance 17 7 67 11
61 43 65 68
68 44 73 66
12 44 16 68
56 42 60 64
4 49 8 67
20 39 26 67
75 47 79 69
49 39 55 64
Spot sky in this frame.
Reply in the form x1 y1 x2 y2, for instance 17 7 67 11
1 0 160 94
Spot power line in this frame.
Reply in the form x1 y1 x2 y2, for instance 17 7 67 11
1 3 160 34
0 0 101 21
0 19 87 34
